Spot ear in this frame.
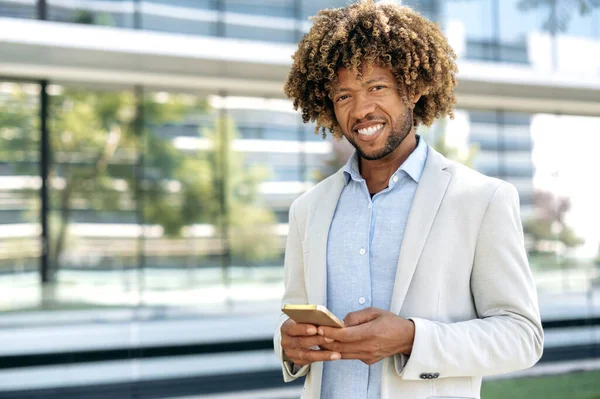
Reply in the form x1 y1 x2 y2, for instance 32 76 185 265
411 92 422 104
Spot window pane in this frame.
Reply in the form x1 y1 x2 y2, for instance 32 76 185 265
431 108 600 370
499 0 546 44
301 0 348 20
139 90 224 307
469 110 534 209
0 0 36 19
139 1 218 36
562 5 595 39
0 82 41 312
528 114 600 353
403 0 440 21
47 0 134 28
48 85 139 308
442 0 495 61
225 23 296 43
595 8 600 38
222 97 290 272
224 0 295 18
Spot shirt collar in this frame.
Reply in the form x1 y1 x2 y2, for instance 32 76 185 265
342 134 428 185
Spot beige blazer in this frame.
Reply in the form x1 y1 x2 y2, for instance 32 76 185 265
273 146 544 399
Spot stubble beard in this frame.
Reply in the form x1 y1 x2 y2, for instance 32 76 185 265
347 110 414 161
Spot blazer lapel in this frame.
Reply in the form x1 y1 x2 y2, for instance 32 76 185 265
306 169 346 306
390 146 452 314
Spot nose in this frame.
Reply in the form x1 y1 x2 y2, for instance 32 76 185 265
350 94 376 121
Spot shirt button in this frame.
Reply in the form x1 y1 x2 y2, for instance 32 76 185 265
359 248 366 255
368 203 372 209
359 297 366 305
392 175 398 183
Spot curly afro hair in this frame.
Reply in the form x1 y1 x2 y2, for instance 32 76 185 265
284 0 458 138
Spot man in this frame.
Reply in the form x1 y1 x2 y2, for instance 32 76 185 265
273 1 544 398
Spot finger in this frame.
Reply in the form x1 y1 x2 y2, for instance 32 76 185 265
338 352 378 363
287 322 318 337
286 348 341 364
319 341 367 353
344 307 383 327
317 325 340 339
318 324 373 342
280 318 297 334
283 334 335 350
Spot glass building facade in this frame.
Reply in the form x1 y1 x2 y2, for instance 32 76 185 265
0 0 599 397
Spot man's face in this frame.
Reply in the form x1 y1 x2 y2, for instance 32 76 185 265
332 65 415 161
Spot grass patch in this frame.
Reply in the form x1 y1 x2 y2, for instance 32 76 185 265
482 370 600 399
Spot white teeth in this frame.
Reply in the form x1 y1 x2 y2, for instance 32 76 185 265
357 124 383 136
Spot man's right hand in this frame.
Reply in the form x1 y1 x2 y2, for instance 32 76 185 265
280 318 341 366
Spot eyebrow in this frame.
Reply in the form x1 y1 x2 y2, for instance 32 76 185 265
334 77 393 94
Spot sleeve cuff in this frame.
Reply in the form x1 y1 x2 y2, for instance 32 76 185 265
277 328 310 382
282 359 310 380
397 317 435 380
394 353 411 375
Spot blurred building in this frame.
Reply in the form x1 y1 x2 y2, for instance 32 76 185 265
1 0 599 397
2 0 600 228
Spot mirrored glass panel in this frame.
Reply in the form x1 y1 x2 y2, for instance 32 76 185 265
0 81 41 313
0 0 36 18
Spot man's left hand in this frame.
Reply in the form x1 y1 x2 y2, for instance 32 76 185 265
318 307 415 365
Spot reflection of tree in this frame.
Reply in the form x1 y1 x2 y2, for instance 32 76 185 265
0 87 278 283
71 9 115 26
48 89 190 280
200 117 279 264
1 85 46 267
524 190 584 254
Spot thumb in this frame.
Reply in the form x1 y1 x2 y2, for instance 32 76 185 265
344 307 382 327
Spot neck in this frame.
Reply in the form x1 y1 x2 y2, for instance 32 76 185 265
359 131 418 195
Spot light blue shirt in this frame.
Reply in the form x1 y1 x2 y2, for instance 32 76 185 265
321 136 428 399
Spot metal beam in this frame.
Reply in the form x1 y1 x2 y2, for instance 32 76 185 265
39 80 50 284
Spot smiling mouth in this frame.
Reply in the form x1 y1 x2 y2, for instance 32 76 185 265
356 123 384 136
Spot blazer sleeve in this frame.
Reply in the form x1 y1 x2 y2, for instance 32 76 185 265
398 182 544 379
273 200 310 381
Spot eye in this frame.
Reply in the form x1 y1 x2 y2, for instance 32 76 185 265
336 94 350 102
371 85 386 92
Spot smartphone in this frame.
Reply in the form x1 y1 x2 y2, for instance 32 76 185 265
282 304 345 328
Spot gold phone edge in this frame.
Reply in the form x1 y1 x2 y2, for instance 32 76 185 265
282 304 318 311
281 304 344 327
